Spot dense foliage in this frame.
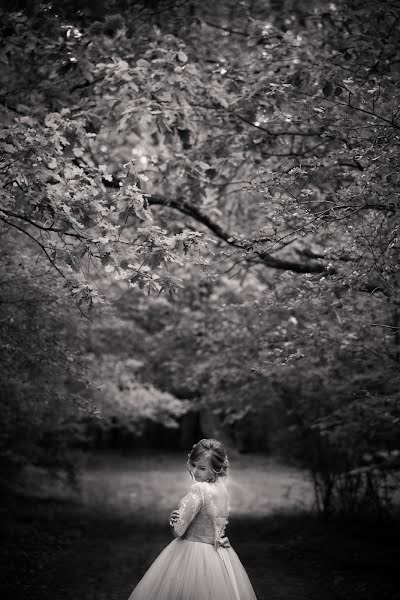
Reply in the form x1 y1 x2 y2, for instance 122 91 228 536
1 0 399 514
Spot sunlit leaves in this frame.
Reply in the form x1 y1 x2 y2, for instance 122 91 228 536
0 107 206 310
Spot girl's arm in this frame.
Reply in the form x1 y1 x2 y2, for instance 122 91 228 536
170 483 203 537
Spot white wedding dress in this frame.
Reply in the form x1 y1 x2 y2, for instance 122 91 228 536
128 478 257 600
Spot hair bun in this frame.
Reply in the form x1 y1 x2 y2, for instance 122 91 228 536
186 438 229 480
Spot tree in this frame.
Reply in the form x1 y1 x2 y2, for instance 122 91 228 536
0 237 90 477
2 0 399 303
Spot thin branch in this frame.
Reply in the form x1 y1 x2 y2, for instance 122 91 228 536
0 209 87 239
0 216 66 279
200 18 249 37
234 113 323 137
367 323 400 331
188 101 323 137
297 92 400 130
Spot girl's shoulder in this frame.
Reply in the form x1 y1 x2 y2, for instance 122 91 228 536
189 480 222 489
188 480 217 497
188 480 208 493
188 479 228 491
184 481 207 504
189 479 228 496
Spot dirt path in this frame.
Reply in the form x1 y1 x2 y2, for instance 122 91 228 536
17 515 333 600
3 452 398 600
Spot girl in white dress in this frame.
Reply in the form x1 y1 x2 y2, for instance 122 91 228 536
127 438 258 600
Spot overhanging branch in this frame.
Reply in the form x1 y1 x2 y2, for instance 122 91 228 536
0 215 66 279
148 194 329 274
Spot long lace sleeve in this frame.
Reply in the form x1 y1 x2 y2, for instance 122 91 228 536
172 482 204 537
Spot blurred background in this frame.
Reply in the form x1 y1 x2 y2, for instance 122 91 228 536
0 0 399 599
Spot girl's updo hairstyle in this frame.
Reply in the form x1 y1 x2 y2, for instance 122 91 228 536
187 438 229 481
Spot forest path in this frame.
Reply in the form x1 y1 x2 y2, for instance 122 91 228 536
3 452 397 600
25 518 333 600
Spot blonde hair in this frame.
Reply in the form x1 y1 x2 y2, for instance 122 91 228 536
186 438 229 481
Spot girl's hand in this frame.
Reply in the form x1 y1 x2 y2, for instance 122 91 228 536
169 509 179 526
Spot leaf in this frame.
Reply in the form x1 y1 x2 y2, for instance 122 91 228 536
61 204 84 229
45 113 60 128
136 58 150 68
18 116 36 126
196 161 211 171
177 51 188 63
3 143 16 153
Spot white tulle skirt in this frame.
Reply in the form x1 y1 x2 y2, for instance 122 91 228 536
128 537 257 600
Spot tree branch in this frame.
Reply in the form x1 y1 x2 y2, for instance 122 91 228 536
148 194 329 274
200 18 249 37
234 113 323 137
297 92 400 130
0 209 86 239
0 215 66 279
187 102 324 137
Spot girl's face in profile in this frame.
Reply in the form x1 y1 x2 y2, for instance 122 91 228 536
189 457 214 482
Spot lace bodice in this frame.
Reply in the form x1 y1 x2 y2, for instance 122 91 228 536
172 480 230 549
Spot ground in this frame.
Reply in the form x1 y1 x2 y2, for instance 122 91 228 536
1 452 398 600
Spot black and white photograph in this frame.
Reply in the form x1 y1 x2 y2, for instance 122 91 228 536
1 1 399 599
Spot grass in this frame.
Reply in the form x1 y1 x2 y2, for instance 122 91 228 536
76 451 315 516
1 451 399 600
